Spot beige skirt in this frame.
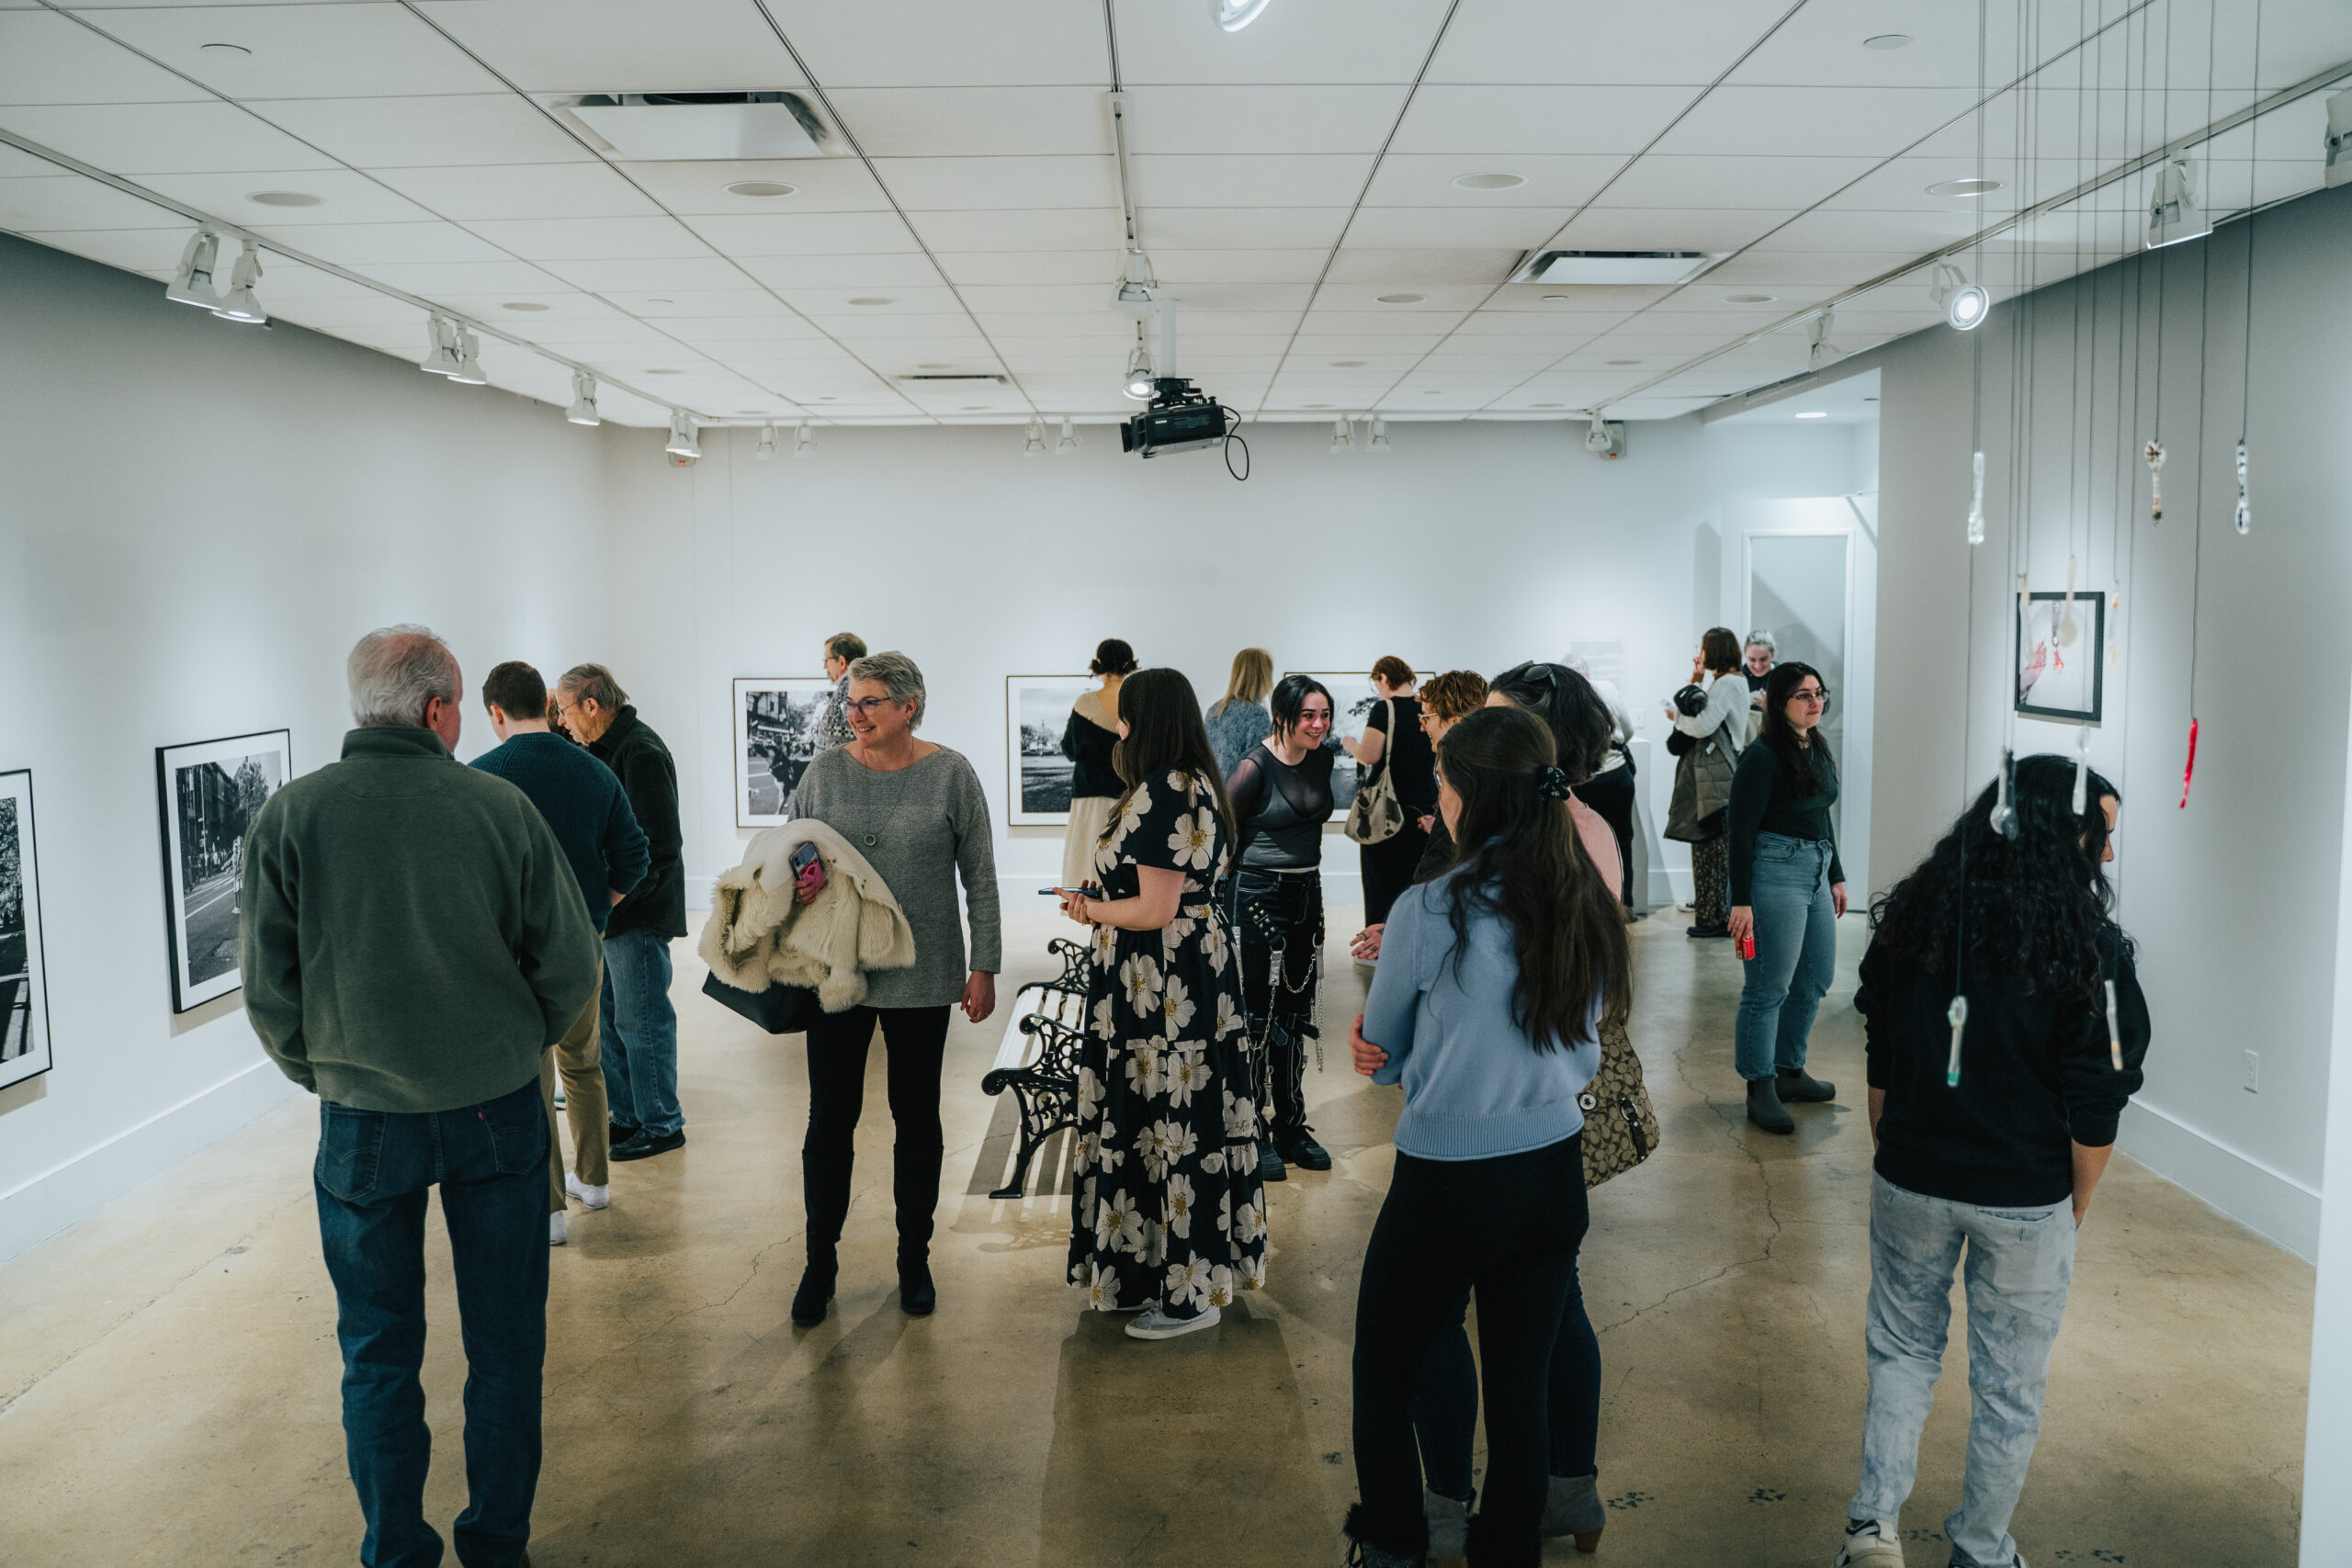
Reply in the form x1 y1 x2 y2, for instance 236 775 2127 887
1062 795 1115 887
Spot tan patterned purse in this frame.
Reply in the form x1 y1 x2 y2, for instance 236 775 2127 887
1579 1019 1661 1188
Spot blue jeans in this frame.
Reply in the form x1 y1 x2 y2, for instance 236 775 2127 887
600 927 681 1137
313 1078 549 1568
1850 1175 2076 1568
1734 829 1838 1081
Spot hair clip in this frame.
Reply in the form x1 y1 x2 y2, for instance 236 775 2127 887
1536 764 1575 801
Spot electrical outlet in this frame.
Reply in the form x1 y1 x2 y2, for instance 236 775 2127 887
2244 1050 2260 1093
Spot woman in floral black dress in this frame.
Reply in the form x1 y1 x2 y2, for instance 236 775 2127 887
1059 668 1267 1341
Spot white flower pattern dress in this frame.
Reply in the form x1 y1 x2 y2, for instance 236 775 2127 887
1068 769 1268 1314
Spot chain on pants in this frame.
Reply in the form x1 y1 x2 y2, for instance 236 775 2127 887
1229 867 1323 1142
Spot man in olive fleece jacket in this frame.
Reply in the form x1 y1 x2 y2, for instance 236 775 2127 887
239 625 598 1568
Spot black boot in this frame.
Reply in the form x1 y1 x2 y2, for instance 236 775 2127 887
791 1247 837 1325
898 1248 936 1316
795 1145 852 1325
1340 1503 1427 1568
1778 1066 1837 1103
1277 1129 1333 1171
1746 1076 1795 1135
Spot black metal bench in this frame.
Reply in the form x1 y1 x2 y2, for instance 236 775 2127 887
979 938 1091 1201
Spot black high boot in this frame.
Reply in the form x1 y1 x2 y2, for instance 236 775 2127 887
1745 1076 1795 1135
793 1145 851 1325
894 1140 943 1316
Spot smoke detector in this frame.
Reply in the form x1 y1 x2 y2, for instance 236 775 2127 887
559 92 846 161
1510 251 1730 286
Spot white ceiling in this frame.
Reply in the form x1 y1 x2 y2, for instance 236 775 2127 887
0 0 2346 428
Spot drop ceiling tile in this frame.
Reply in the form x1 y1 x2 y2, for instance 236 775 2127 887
663 316 836 343
733 252 947 289
1112 0 1453 85
1149 248 1329 284
1479 285 1666 312
987 333 1148 355
942 282 1107 314
413 0 808 93
1142 207 1351 249
1322 247 1522 287
1119 85 1407 155
799 312 984 340
1389 85 1695 155
1590 154 1882 211
1701 250 1926 288
0 175 180 231
1427 0 1783 85
825 86 1111 157
1649 86 1982 158
932 249 1117 286
0 13 211 106
1170 310 1304 337
497 322 677 350
433 291 634 325
621 288 795 317
253 94 594 167
369 162 664 221
461 214 714 261
269 290 438 329
1365 155 1620 209
1129 153 1375 209
768 284 963 314
1419 352 1578 375
349 259 571 294
1159 282 1317 313
683 209 922 255
1340 208 1574 248
1447 312 1630 338
1746 209 1980 254
901 206 1120 252
85 4 502 99
1729 0 2034 92
1548 208 1798 250
613 158 893 215
138 168 442 225
530 254 752 291
253 219 512 265
765 0 1109 86
1307 282 1493 313
876 155 1116 211
0 102 343 173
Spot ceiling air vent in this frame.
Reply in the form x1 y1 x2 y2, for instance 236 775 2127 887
897 374 1008 385
561 93 844 161
1510 251 1730 286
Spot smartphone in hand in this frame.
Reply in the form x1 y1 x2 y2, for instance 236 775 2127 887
790 839 826 897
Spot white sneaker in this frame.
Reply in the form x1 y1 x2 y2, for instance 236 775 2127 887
1834 1518 1905 1567
549 1211 569 1246
1124 1303 1220 1340
565 1173 609 1210
552 1085 567 1109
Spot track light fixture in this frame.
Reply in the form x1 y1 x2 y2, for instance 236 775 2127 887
211 240 266 323
1214 0 1272 30
1808 310 1847 370
166 230 222 310
1930 263 1988 331
1123 333 1157 400
1023 418 1048 457
1366 416 1391 454
566 371 601 426
794 422 816 457
420 316 462 377
1330 416 1354 456
2145 158 2211 249
1056 417 1080 456
449 327 488 385
2327 89 2352 189
664 412 701 458
754 422 777 458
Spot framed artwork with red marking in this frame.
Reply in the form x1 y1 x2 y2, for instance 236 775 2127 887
2016 592 2105 724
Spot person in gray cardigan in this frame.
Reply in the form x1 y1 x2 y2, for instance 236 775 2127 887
783 649 1000 1326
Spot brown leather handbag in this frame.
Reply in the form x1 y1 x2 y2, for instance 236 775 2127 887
1580 1020 1662 1188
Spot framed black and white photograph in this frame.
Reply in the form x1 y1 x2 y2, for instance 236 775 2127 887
734 677 835 828
1283 670 1433 817
156 729 291 1013
1006 675 1096 827
2016 591 2105 723
0 769 52 1091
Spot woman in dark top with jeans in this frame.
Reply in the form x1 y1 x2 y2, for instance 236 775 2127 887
1726 660 1846 1134
1345 656 1437 926
1226 673 1337 1182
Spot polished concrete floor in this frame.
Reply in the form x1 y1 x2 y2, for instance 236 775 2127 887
0 906 2313 1566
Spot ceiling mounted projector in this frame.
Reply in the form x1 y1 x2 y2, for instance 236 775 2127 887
1121 378 1230 460
1510 251 1731 287
561 92 845 161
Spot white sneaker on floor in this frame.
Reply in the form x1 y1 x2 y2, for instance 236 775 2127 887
1124 1303 1220 1340
549 1212 569 1246
1833 1517 1905 1567
552 1085 567 1109
565 1173 609 1210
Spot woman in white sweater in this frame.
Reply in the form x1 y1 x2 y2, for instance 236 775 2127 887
1668 626 1747 938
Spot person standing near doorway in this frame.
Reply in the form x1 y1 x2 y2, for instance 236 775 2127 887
557 664 688 1162
814 632 865 753
1668 627 1748 938
1741 630 1777 740
1060 639 1135 891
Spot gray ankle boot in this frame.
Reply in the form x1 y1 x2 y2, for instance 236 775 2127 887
1421 1488 1471 1563
1539 1472 1606 1552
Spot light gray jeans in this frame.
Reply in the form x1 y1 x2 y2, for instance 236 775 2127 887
1849 1174 2076 1568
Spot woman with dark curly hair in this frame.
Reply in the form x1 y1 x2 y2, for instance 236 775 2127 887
1828 754 2148 1568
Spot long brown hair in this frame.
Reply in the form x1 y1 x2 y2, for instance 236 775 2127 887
1758 660 1832 797
1436 706 1632 1045
1106 668 1237 849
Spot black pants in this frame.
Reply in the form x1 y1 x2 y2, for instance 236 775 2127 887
1230 866 1322 1143
1352 1133 1589 1567
801 1004 950 1263
1409 1255 1603 1502
1576 767 1636 907
1359 818 1432 926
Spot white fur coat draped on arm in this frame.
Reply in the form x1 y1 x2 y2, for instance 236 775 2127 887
698 820 916 1013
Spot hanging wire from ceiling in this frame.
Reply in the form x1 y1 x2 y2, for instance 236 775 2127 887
2235 0 2265 536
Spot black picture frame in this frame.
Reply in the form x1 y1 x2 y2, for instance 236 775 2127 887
0 769 52 1091
2015 592 2105 724
156 729 292 1013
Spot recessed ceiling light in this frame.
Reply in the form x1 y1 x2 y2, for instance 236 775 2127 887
246 190 322 207
1863 33 1912 49
645 297 674 305
501 301 550 312
1794 410 1827 419
725 180 797 198
1452 173 1528 191
1332 360 1367 367
847 297 894 306
1376 293 1426 304
1532 402 1564 408
199 42 251 55
819 396 835 401
1723 293 1777 304
961 404 989 410
1541 294 1573 301
918 362 952 369
644 367 683 376
1928 176 2003 197
1604 358 1641 366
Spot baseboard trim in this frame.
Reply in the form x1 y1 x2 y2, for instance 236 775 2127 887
0 1059 300 1267
2116 1099 2321 1262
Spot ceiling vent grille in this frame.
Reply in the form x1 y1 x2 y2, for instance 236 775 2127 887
1510 250 1730 286
896 373 1008 384
560 93 844 161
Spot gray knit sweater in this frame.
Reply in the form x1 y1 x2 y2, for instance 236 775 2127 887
787 744 1001 1008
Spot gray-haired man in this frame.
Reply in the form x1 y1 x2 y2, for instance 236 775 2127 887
242 625 599 1568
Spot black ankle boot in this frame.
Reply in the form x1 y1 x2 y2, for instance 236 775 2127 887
791 1250 837 1325
1746 1076 1795 1135
1777 1066 1837 1103
899 1249 936 1316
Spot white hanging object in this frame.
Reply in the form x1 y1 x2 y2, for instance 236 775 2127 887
1966 450 1986 544
1946 995 1969 1088
1990 748 2018 840
2145 440 2165 520
2071 727 2090 817
2104 979 2124 1071
2018 570 2030 614
2058 556 2079 644
2234 439 2251 535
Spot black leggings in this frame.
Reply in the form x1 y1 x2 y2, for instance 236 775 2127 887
1410 1258 1602 1502
1359 818 1432 927
801 1004 950 1260
1352 1133 1589 1567
1230 867 1322 1141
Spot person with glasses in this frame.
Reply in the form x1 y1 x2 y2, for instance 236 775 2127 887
1225 673 1338 1182
1726 660 1847 1134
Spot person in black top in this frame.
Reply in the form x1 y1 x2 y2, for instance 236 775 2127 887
1058 639 1133 889
1831 754 2148 1568
1225 673 1337 1182
1725 661 1845 1134
1342 656 1436 926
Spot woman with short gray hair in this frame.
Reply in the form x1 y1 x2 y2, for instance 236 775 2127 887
784 649 1000 1325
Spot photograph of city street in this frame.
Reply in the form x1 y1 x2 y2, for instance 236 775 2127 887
156 731 289 1012
0 769 51 1090
733 678 832 827
1004 675 1091 826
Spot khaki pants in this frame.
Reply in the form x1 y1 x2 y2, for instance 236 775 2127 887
540 961 609 1213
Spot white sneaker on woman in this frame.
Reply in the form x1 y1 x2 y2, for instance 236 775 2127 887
1124 1303 1220 1340
548 1212 569 1246
565 1173 609 1210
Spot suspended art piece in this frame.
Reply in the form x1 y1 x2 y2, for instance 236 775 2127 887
2179 718 2200 809
2144 441 2166 520
2234 440 2251 535
1990 748 2019 840
1946 995 1969 1088
2103 979 2124 1072
1967 450 1986 544
2071 726 2091 817
2058 556 2079 642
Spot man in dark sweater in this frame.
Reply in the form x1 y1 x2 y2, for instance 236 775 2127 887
242 625 599 1568
556 662 687 1160
473 660 650 1241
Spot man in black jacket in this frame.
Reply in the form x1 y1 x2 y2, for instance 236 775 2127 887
556 663 688 1160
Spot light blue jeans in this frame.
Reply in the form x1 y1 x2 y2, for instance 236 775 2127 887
1734 830 1838 1081
1850 1174 2076 1568
599 928 681 1139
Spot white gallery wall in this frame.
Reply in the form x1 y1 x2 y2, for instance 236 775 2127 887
596 412 1871 910
0 234 613 1264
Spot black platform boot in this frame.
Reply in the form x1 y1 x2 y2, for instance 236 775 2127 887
895 1140 943 1316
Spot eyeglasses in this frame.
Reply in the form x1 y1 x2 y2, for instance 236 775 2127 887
1791 688 1831 707
843 696 903 716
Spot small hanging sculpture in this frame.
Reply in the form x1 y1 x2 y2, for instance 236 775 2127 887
2103 978 2124 1072
2178 717 2200 809
2110 594 2121 669
2058 556 2079 643
1946 995 1969 1089
2071 726 2091 816
2018 570 2030 614
1990 748 2019 839
2234 439 2251 535
2145 440 2166 520
1967 450 1986 545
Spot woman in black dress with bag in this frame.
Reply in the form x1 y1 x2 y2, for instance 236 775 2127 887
1341 655 1437 928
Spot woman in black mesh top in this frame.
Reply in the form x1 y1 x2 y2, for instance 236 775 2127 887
1225 673 1337 1183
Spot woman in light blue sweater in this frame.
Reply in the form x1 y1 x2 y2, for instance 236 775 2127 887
1340 705 1632 1568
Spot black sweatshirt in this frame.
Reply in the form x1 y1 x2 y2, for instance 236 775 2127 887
587 706 685 941
1857 931 2150 1208
1727 739 1844 904
1059 705 1122 801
